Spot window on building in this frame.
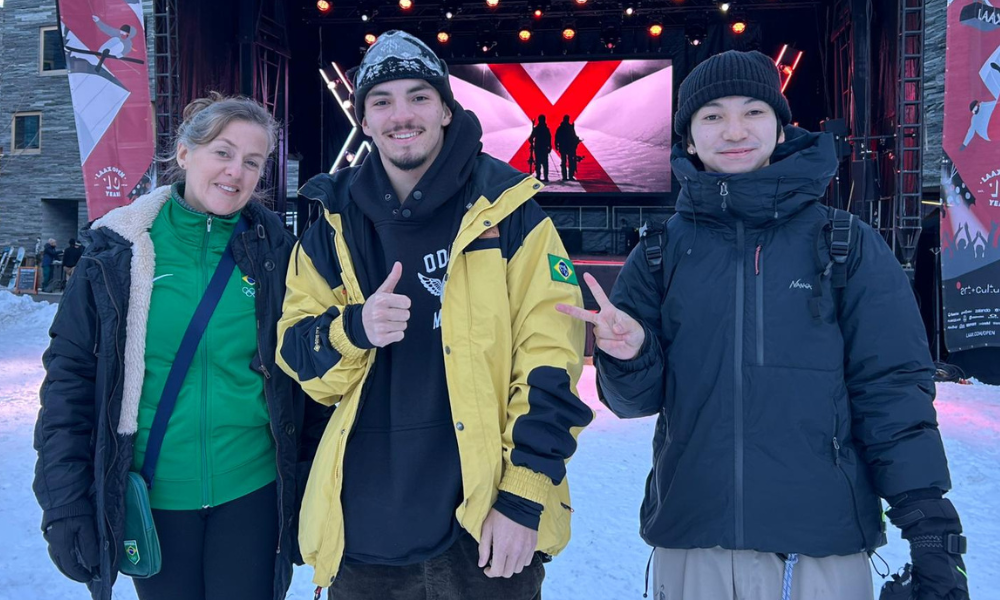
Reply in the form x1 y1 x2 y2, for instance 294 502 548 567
12 113 42 154
40 27 67 73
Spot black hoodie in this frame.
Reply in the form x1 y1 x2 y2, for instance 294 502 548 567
340 106 481 565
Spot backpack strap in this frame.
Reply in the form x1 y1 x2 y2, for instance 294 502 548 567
828 207 855 290
639 221 664 273
809 207 858 322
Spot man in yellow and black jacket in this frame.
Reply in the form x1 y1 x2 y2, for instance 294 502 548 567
276 30 592 599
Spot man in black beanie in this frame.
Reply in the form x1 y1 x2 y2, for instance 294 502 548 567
559 50 969 599
279 30 592 599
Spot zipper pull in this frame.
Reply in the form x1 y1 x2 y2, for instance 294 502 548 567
832 436 841 466
207 216 213 233
314 325 321 352
718 180 729 211
754 245 761 276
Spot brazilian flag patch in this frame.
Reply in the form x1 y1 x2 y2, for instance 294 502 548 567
548 254 578 286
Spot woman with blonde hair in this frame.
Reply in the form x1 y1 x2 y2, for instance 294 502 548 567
34 93 325 600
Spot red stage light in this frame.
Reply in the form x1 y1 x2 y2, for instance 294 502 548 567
562 27 576 40
534 8 544 18
731 20 747 34
575 0 588 5
518 29 532 41
399 0 413 9
648 23 663 37
437 30 451 43
316 0 333 14
364 33 377 45
486 0 500 7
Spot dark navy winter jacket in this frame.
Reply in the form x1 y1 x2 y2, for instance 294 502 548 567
596 128 952 557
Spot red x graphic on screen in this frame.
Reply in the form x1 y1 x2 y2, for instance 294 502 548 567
489 61 622 193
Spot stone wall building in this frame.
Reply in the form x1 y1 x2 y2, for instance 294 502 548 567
0 0 153 254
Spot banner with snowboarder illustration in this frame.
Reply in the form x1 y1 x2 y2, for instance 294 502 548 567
940 0 1000 352
56 0 154 221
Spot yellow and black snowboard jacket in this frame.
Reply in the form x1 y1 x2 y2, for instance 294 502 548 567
276 155 593 587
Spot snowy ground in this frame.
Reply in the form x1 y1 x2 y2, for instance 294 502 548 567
0 290 996 599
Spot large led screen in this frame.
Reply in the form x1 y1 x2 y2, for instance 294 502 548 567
450 59 672 194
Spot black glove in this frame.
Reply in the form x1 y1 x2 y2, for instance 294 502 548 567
43 515 100 583
887 489 969 600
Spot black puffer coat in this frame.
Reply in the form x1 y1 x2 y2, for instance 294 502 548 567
597 128 951 557
33 186 328 600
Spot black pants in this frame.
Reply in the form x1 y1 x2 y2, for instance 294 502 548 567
132 481 278 600
329 531 544 600
535 153 549 181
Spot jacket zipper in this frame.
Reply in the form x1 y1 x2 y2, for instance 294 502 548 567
241 232 285 555
734 219 745 548
719 180 729 211
85 255 125 570
201 216 212 508
832 406 870 551
755 244 764 366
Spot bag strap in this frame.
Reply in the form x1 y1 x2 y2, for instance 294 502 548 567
140 217 249 489
639 221 664 273
828 207 854 289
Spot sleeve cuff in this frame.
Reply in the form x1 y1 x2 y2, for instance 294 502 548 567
498 463 553 506
41 498 95 530
343 304 375 350
595 325 659 373
493 490 543 531
328 312 368 361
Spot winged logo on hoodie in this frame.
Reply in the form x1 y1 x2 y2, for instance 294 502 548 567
418 272 443 297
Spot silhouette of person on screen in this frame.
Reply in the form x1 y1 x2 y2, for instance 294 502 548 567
529 115 552 181
555 116 580 181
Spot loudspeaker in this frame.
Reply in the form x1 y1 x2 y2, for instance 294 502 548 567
820 118 852 158
850 158 878 204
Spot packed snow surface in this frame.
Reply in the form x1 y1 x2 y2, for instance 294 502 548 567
0 290 995 599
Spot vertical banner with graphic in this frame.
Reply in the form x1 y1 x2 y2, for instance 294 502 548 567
56 0 154 221
940 0 1000 352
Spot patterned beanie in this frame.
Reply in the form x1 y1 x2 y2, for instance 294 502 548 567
350 30 455 122
674 50 791 135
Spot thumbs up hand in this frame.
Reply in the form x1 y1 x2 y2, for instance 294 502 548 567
556 272 645 361
361 262 411 347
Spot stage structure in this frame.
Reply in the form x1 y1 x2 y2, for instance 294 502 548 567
153 0 290 215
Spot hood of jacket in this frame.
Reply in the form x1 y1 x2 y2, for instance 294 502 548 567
671 126 838 228
349 102 484 222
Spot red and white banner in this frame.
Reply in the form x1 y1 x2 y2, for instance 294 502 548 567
57 0 154 220
940 0 1000 352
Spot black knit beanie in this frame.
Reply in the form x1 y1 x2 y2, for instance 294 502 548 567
674 50 791 135
349 30 456 122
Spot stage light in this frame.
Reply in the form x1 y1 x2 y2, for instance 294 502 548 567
530 1 548 18
358 4 375 22
486 0 500 7
364 32 377 45
533 8 543 17
624 6 634 16
601 21 621 50
718 1 731 12
478 31 498 53
437 21 451 44
575 0 588 5
685 21 706 46
316 0 332 14
442 0 459 19
517 20 533 41
398 0 413 10
562 27 576 40
730 19 747 34
647 17 663 37
774 44 804 93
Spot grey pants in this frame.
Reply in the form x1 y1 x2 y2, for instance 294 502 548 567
651 546 874 600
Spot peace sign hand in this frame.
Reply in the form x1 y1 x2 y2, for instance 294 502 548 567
556 272 645 361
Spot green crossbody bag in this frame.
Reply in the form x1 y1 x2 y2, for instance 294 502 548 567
120 472 161 577
118 218 247 579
